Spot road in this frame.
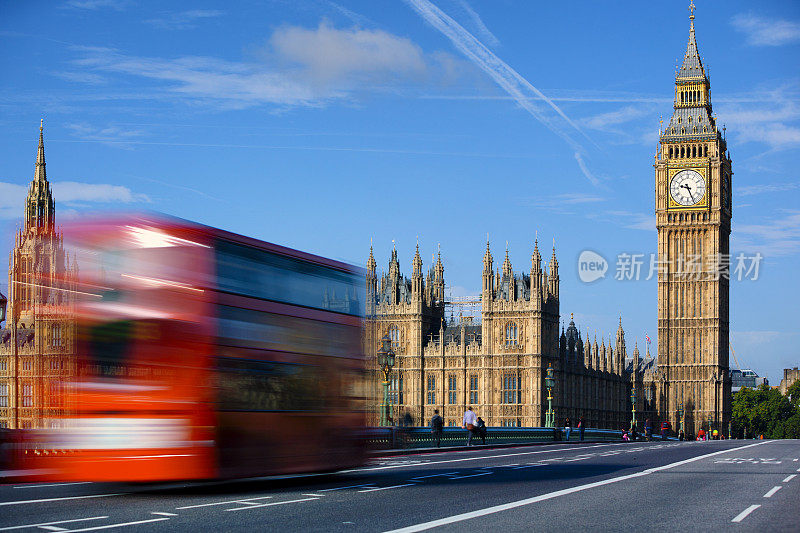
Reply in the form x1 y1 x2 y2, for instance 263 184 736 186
2 439 800 532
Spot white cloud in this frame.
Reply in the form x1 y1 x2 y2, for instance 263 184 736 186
584 105 649 131
454 0 500 48
737 182 800 196
69 23 463 109
52 182 150 203
719 84 800 149
65 0 130 10
574 152 600 187
731 13 800 46
269 22 428 85
145 10 224 30
0 180 148 219
67 123 146 148
735 209 800 257
404 0 589 156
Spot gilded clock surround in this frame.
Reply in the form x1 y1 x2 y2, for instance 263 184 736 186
667 166 708 210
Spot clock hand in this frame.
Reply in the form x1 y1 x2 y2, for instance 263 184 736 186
681 183 695 202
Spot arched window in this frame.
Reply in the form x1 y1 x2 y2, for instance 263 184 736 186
704 145 708 156
504 323 518 347
52 325 62 348
669 147 673 158
389 325 400 348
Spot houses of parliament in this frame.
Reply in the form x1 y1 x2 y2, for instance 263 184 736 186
365 5 732 434
1 5 732 436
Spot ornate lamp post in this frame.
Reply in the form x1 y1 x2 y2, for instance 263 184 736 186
678 402 685 438
544 364 555 428
377 334 395 426
630 388 637 431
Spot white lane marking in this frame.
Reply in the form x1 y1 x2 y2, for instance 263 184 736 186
0 517 109 531
319 484 377 492
796 467 800 472
732 504 761 523
409 473 459 480
358 484 416 493
346 443 626 474
0 493 124 507
13 482 91 489
782 474 797 483
302 494 325 497
763 486 782 498
175 496 273 509
225 497 318 511
150 512 178 517
38 527 68 532
447 472 492 480
510 464 544 470
68 518 170 532
793 458 798 462
383 441 767 533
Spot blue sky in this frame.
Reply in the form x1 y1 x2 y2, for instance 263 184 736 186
1 0 798 382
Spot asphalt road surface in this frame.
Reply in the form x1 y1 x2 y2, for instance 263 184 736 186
2 439 800 532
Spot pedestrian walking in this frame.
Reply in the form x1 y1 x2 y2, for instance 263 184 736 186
645 418 652 441
564 418 572 441
430 409 443 447
578 417 585 441
477 417 487 445
462 406 478 446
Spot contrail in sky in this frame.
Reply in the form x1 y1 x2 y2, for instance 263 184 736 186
404 0 600 182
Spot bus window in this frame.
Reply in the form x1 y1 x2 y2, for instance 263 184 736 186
215 357 323 412
215 241 364 316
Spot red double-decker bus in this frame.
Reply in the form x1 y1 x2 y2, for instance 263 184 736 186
34 214 366 482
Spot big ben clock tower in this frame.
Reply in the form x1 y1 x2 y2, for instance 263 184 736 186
655 2 731 436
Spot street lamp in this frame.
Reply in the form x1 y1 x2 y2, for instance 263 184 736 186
630 388 637 431
377 334 395 426
544 363 555 428
678 402 685 439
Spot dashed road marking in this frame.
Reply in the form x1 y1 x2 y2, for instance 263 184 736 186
68 518 170 532
319 484 377 492
175 496 273 509
38 527 67 532
150 512 178 517
0 517 109 531
763 486 782 498
225 497 318 512
358 484 416 493
731 504 760 523
782 475 796 483
13 482 91 490
0 494 124 507
302 494 325 497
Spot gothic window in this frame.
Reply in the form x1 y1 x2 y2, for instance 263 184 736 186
0 360 6 372
502 373 519 404
389 374 403 405
688 116 692 123
0 384 8 407
448 375 457 404
52 324 62 348
389 325 400 348
469 375 479 405
693 127 697 134
504 323 518 347
669 147 673 158
426 375 436 405
677 117 681 124
22 360 32 371
681 128 686 135
501 419 518 427
704 145 708 156
22 384 33 407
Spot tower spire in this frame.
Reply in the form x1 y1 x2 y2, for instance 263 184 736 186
35 119 46 183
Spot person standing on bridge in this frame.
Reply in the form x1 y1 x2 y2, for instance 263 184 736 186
462 406 478 446
564 418 572 441
578 417 585 441
430 409 444 447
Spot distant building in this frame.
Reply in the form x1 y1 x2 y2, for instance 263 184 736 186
730 369 768 394
779 367 799 396
0 122 77 430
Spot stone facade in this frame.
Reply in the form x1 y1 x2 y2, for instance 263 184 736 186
365 242 630 429
779 368 800 396
647 7 733 436
0 123 77 430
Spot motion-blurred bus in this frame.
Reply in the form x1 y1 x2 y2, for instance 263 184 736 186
31 214 367 481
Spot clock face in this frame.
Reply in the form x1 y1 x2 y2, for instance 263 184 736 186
670 169 706 206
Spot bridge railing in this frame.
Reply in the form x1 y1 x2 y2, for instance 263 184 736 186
364 426 623 450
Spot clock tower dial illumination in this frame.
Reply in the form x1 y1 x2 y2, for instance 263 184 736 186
669 169 705 206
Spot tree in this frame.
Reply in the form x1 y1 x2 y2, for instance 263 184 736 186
732 384 797 439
